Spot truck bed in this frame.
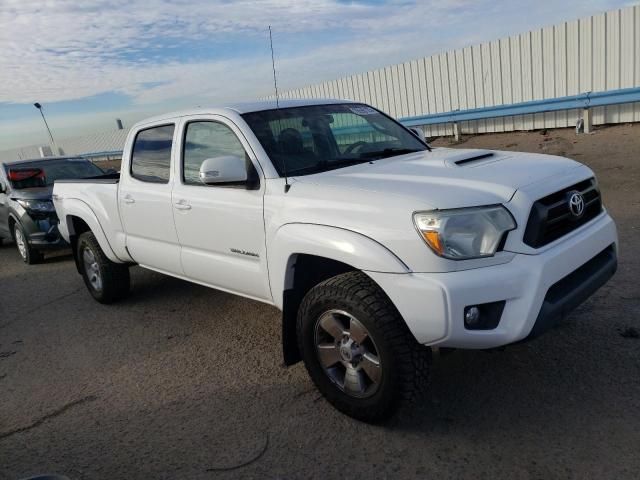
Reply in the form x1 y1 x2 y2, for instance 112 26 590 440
53 177 130 262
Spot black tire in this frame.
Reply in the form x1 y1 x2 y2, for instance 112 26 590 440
77 231 130 304
297 271 431 423
12 222 43 264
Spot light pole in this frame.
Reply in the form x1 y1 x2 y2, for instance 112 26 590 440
33 102 58 153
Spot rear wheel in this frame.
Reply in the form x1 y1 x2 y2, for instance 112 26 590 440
12 222 43 264
77 231 130 304
297 271 431 423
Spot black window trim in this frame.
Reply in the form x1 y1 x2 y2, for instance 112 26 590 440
130 123 176 184
180 119 259 189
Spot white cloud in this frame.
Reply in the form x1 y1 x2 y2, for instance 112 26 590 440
0 0 509 104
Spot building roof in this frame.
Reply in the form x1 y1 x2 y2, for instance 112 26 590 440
2 155 83 166
0 129 128 163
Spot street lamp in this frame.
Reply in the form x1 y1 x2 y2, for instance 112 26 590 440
33 102 57 153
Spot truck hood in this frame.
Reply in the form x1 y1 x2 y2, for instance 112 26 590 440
293 148 583 209
9 185 53 201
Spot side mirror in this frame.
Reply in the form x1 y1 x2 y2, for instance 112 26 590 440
409 127 426 143
199 155 248 186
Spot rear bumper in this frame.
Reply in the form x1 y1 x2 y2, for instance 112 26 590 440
367 211 618 349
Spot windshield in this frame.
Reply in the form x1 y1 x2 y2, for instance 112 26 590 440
242 103 427 176
5 158 104 189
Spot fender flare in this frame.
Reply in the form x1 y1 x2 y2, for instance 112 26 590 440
268 223 409 309
61 198 123 263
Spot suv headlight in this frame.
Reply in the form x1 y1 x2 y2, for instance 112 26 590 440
16 199 56 213
413 206 516 260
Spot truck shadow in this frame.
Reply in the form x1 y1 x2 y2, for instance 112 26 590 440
118 266 635 440
387 322 635 436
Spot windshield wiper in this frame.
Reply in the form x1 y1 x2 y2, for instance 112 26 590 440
359 148 424 159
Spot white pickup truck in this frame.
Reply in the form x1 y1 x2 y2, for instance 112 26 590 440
53 99 617 421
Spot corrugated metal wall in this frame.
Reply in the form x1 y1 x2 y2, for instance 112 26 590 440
274 5 640 136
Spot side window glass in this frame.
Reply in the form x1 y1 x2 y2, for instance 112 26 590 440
183 121 247 185
131 125 174 183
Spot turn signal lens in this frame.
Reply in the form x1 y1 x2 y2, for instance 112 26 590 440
423 231 444 255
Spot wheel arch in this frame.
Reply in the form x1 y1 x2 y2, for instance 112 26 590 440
67 216 92 273
271 224 410 366
7 212 18 236
60 200 121 265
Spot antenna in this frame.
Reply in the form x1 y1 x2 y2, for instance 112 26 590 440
268 25 290 193
268 26 279 108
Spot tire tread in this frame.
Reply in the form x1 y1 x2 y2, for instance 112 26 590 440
297 271 431 422
78 231 130 303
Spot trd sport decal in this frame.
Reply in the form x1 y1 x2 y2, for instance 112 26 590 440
230 248 259 258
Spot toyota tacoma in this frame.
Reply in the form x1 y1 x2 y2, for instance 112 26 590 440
52 99 618 422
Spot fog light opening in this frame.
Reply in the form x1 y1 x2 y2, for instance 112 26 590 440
464 301 506 330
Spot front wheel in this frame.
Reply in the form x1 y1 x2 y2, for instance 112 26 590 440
13 222 43 264
77 231 130 304
297 271 431 423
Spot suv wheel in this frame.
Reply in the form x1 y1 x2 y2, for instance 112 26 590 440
13 222 43 264
297 271 431 423
77 231 130 304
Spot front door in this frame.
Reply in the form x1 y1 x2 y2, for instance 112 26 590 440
171 117 270 301
119 124 183 275
0 171 10 239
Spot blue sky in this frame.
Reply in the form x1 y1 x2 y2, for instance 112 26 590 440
0 0 631 150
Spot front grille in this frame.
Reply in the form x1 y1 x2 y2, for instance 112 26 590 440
523 178 602 248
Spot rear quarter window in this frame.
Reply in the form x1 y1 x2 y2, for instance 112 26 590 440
130 125 175 183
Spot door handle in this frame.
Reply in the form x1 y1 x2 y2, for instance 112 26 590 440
174 200 192 211
123 195 135 204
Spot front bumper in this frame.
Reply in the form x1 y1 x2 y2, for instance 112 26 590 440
27 229 68 249
367 211 618 349
21 216 68 249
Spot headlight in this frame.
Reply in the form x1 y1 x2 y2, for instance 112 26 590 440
413 206 516 260
16 199 56 213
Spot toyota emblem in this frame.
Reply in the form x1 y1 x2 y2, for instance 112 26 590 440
568 192 585 218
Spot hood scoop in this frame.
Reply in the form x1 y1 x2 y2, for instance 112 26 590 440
437 149 498 168
447 150 495 167
453 152 495 166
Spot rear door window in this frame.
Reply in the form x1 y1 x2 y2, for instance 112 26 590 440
131 125 175 183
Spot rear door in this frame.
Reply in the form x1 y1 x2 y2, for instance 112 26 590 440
118 123 183 275
171 116 270 301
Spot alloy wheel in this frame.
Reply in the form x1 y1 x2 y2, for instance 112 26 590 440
82 248 103 292
14 227 27 260
314 309 382 398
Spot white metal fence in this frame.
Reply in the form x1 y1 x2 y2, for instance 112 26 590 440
273 5 640 137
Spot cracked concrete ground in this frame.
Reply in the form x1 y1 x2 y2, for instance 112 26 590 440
0 124 639 479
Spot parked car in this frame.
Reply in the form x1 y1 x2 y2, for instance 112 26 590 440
52 99 617 421
0 156 107 263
